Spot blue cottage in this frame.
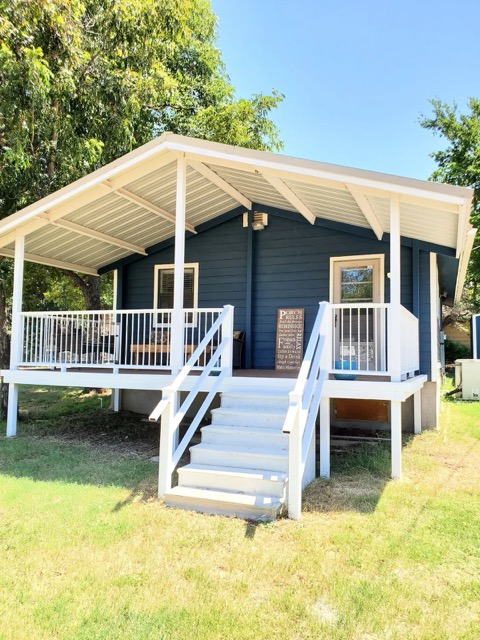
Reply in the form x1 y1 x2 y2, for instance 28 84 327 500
0 134 476 519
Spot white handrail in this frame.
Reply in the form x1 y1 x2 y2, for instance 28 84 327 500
283 301 332 519
149 306 231 421
150 305 234 496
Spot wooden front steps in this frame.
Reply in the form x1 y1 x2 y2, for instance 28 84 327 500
164 384 291 520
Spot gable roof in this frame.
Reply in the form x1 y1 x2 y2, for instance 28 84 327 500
0 133 475 299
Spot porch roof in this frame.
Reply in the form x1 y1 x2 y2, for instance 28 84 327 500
0 133 475 297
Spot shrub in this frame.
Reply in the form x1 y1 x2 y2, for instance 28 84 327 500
444 337 470 364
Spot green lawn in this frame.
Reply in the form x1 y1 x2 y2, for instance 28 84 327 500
0 386 479 640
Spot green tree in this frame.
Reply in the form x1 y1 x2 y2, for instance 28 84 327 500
0 0 283 416
420 98 480 312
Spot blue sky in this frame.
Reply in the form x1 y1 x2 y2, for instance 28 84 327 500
210 0 480 180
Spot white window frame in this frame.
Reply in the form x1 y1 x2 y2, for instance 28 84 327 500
329 254 385 303
330 254 386 371
153 262 199 327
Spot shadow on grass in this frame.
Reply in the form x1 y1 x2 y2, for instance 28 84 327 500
0 385 162 499
303 441 392 514
0 433 158 495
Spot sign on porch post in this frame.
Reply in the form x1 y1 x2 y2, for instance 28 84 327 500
275 308 304 371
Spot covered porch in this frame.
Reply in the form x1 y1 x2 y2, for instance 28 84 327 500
0 133 474 518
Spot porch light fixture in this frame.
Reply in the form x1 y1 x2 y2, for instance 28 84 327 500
252 212 268 231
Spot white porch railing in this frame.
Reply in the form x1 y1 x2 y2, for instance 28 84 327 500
149 305 234 496
398 306 420 376
330 303 419 378
282 301 332 520
20 308 225 370
331 303 388 375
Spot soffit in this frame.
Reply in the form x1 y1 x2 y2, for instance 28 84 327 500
0 133 473 274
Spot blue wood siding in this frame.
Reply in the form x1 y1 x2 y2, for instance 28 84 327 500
251 214 413 368
121 210 432 375
419 251 431 377
123 216 248 330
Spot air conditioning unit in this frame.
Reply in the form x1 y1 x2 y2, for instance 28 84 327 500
455 359 480 400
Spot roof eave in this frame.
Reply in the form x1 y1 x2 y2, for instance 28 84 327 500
454 227 477 305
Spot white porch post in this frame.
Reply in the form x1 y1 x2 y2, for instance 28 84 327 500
388 194 402 382
389 196 403 478
158 389 174 497
413 390 422 435
391 400 402 479
6 234 25 437
319 397 330 478
170 155 187 374
111 269 121 412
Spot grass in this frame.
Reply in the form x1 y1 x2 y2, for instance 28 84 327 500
0 385 479 639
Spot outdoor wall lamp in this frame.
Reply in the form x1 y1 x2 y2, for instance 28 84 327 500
252 212 268 231
242 211 269 230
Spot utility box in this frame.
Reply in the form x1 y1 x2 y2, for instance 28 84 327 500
455 359 480 400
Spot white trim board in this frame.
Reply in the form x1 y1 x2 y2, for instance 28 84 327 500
1 368 297 394
323 375 427 402
329 254 385 303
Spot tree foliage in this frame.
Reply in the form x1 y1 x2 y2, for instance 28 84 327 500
0 0 283 414
0 0 282 216
420 98 480 311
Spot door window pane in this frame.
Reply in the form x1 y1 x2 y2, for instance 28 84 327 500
340 266 374 303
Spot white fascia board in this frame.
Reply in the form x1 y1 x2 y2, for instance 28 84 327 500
454 227 477 304
1 130 473 248
0 134 172 237
165 136 472 206
183 147 471 212
456 201 471 258
0 248 98 275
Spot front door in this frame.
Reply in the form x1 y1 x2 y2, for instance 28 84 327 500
330 256 384 371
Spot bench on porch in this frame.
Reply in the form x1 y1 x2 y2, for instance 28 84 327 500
130 343 211 366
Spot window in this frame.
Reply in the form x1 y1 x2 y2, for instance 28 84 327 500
330 255 384 304
153 263 198 326
340 265 374 303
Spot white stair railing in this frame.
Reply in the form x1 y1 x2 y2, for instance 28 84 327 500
150 305 234 497
282 301 332 520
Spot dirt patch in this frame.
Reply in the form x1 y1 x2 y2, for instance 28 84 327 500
18 388 160 457
18 388 205 464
